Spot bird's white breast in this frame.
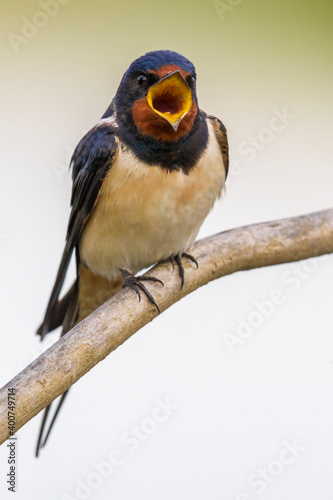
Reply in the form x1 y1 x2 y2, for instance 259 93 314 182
79 120 226 279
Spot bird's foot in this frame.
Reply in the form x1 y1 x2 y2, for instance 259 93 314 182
171 252 199 289
120 269 163 313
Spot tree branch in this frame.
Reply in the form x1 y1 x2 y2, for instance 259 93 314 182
1 208 333 445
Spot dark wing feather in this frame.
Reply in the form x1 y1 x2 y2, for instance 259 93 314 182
37 124 119 340
208 115 229 180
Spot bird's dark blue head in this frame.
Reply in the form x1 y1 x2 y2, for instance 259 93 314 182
114 50 199 142
125 50 196 76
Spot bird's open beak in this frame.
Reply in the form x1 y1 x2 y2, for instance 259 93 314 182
146 71 192 131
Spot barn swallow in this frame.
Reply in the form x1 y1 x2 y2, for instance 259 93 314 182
35 50 229 456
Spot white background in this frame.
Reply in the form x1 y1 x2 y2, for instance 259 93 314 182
1 1 333 499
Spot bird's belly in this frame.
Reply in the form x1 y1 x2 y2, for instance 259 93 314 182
79 125 225 279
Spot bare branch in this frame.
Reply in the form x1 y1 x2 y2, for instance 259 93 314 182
1 208 332 445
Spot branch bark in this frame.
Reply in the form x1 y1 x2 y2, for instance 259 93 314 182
1 208 333 445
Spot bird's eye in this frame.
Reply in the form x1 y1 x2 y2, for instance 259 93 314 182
136 74 148 86
187 74 196 86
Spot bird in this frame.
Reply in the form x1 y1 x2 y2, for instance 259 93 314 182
35 49 229 456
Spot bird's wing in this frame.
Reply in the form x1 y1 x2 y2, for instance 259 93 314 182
208 115 229 180
37 123 119 339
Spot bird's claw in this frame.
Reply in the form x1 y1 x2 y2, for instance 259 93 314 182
120 270 163 313
172 252 199 289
